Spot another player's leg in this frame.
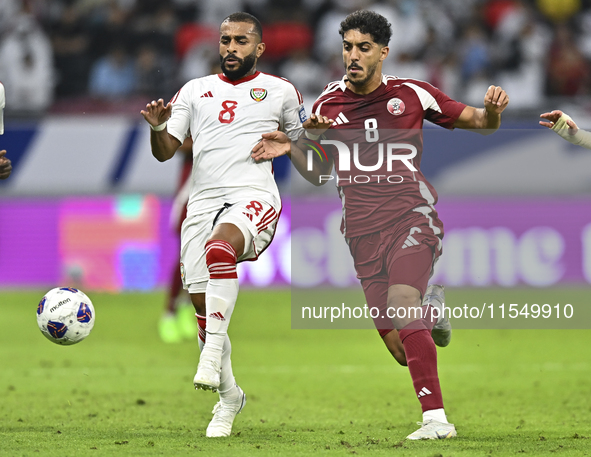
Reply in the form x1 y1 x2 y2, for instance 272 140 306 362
382 329 407 366
385 246 456 439
193 200 277 435
158 261 187 343
192 293 246 437
360 276 407 366
387 283 455 440
422 284 452 347
194 222 244 391
205 335 246 437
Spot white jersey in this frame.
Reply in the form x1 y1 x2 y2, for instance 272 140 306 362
167 71 305 215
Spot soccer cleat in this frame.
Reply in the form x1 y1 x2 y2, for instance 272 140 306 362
158 314 183 343
406 420 457 440
206 386 247 437
193 357 221 392
422 284 452 347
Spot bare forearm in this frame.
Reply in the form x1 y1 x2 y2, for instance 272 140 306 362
455 87 508 134
150 130 180 162
468 108 501 134
480 108 501 133
455 107 501 135
290 136 333 186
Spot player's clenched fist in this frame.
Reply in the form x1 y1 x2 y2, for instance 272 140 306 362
484 85 509 114
0 150 12 179
140 98 172 128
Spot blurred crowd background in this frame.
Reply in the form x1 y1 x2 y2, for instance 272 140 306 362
0 0 589 117
4 0 591 292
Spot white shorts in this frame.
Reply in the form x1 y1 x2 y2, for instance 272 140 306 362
180 198 280 293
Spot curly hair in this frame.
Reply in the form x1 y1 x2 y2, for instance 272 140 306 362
339 10 392 46
222 12 263 41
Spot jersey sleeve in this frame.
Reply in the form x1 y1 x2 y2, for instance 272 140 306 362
167 82 193 144
311 96 323 115
280 82 305 142
408 80 466 129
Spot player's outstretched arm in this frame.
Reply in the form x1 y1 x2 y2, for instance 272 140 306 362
289 113 334 186
453 85 509 135
251 131 333 186
540 110 591 149
140 99 181 162
288 138 334 187
0 150 12 179
251 113 334 186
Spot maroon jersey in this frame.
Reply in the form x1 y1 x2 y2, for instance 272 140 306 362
311 75 466 237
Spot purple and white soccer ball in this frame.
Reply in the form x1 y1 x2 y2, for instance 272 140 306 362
36 287 95 345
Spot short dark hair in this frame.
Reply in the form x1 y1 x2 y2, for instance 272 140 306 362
222 12 263 41
339 10 392 46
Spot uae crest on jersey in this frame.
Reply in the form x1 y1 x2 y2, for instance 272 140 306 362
387 98 405 115
250 88 267 102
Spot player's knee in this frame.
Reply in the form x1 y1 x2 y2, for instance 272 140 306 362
387 285 422 329
387 285 421 308
205 240 238 279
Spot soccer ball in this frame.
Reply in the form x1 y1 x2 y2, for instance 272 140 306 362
36 287 95 345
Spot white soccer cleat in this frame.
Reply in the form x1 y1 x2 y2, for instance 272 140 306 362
206 386 246 437
406 420 457 440
422 284 452 347
193 357 221 392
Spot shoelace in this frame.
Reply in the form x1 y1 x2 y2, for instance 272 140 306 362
415 420 439 427
211 399 242 419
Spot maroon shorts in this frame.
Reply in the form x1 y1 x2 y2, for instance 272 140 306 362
347 211 443 337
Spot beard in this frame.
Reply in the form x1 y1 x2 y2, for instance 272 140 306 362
347 60 379 87
220 51 257 81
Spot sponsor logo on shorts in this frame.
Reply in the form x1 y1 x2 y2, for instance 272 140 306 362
180 262 185 279
402 227 422 249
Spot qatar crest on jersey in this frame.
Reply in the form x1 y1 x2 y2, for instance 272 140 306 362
250 88 267 102
387 98 405 115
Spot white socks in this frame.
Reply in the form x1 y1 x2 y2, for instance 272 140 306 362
202 278 238 360
198 276 240 400
423 408 448 424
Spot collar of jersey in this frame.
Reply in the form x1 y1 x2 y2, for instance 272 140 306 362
218 71 261 86
341 74 387 98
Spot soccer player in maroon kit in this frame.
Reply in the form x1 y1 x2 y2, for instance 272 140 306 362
254 10 509 440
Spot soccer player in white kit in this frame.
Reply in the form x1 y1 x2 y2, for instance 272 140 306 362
141 12 314 437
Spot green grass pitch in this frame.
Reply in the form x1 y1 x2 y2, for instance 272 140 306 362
1 288 590 456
